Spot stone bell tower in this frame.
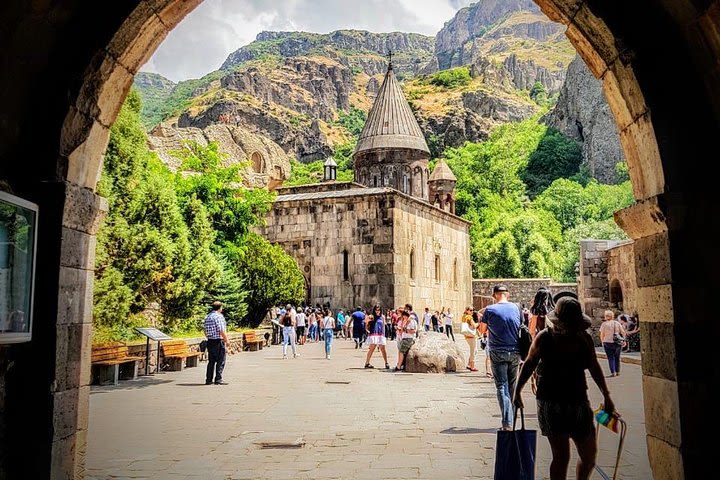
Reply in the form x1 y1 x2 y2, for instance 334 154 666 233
428 159 457 214
352 54 430 200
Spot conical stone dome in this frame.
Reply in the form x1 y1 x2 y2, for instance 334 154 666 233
353 66 430 156
429 160 457 182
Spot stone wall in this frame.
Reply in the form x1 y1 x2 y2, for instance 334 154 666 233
607 241 637 315
472 278 578 308
258 192 396 310
392 194 472 320
258 187 472 317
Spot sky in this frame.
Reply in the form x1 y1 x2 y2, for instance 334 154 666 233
142 0 475 82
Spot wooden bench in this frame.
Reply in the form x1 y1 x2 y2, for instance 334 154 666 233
160 339 202 371
243 330 264 351
91 342 142 385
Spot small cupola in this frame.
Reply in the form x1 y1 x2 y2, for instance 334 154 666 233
323 157 337 182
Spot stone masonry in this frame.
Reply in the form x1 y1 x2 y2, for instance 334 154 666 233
472 278 577 309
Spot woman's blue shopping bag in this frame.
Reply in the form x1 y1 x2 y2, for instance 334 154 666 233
494 408 537 480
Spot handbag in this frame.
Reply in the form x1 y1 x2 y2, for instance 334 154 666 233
460 322 475 337
494 408 537 480
613 323 625 346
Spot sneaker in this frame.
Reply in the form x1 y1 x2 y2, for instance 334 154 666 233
326 355 331 360
205 381 213 385
364 364 374 369
385 364 390 370
215 381 229 385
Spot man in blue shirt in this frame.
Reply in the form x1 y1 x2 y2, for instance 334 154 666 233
480 284 522 430
204 300 229 385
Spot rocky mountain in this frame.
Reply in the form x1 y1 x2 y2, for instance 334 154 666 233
425 0 574 95
221 30 434 78
543 56 625 183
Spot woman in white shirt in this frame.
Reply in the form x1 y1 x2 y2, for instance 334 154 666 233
443 308 455 341
321 309 335 360
599 310 627 376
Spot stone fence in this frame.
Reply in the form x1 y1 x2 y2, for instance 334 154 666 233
472 278 578 308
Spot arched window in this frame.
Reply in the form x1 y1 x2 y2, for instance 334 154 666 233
343 250 349 281
374 176 378 187
434 255 440 281
453 258 458 288
403 175 409 194
409 249 415 279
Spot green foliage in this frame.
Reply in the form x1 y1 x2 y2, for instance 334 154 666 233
337 107 367 137
94 89 297 342
286 140 356 186
529 81 547 105
521 128 583 198
615 161 630 182
237 233 305 326
135 70 224 129
428 66 472 88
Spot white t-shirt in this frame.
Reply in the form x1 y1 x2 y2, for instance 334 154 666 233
423 312 432 326
296 312 306 327
444 313 454 325
402 319 418 339
322 315 334 329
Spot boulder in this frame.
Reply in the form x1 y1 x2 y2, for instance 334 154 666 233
404 332 466 373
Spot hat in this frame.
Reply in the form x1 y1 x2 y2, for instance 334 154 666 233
548 297 591 331
493 284 509 294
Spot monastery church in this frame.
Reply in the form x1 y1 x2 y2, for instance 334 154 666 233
258 60 472 314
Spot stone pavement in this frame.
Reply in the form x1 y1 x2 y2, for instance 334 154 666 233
87 336 651 480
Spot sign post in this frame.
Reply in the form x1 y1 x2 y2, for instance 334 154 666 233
135 327 172 375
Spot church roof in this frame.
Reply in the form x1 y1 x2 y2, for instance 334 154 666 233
429 160 457 182
353 64 430 157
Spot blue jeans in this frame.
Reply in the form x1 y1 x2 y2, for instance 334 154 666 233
323 328 334 355
282 326 296 356
603 342 622 374
308 324 317 341
489 350 520 428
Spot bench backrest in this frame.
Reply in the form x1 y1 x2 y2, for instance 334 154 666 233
243 331 258 342
92 342 130 362
161 339 190 356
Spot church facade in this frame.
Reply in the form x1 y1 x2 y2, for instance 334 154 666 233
258 61 472 314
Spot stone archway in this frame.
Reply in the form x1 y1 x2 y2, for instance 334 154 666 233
0 1 719 478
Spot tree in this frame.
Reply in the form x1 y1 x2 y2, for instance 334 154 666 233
529 81 547 105
522 128 582 198
557 219 628 281
236 233 305 327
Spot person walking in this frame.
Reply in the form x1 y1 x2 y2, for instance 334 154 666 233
462 307 479 371
431 310 440 332
599 310 626 376
529 287 555 338
513 297 617 480
321 308 335 359
296 308 306 345
365 305 390 369
281 305 298 359
480 284 522 431
203 301 229 385
351 307 366 349
423 307 432 332
336 309 346 338
444 307 455 341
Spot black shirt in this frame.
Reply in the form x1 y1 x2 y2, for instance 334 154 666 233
535 329 595 404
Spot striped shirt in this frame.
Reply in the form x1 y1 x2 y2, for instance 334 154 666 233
204 311 226 340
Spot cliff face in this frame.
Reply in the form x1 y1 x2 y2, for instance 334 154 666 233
147 123 292 189
543 56 625 183
221 30 434 77
426 0 573 95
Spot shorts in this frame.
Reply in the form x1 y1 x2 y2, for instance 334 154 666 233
399 338 415 354
296 326 306 337
537 399 594 439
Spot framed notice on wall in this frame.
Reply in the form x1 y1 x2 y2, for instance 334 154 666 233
0 191 38 344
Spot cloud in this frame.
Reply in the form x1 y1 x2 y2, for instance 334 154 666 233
142 0 473 82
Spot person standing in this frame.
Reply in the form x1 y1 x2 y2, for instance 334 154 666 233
365 305 390 369
321 309 335 359
393 310 417 372
513 297 616 480
480 284 522 431
281 305 298 359
462 307 479 372
599 310 626 376
351 307 366 349
423 307 432 332
431 310 440 332
203 301 229 385
336 309 346 338
296 308 306 345
444 307 455 341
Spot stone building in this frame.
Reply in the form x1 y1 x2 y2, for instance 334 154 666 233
258 62 472 314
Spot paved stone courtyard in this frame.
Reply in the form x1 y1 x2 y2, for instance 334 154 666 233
87 336 651 479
